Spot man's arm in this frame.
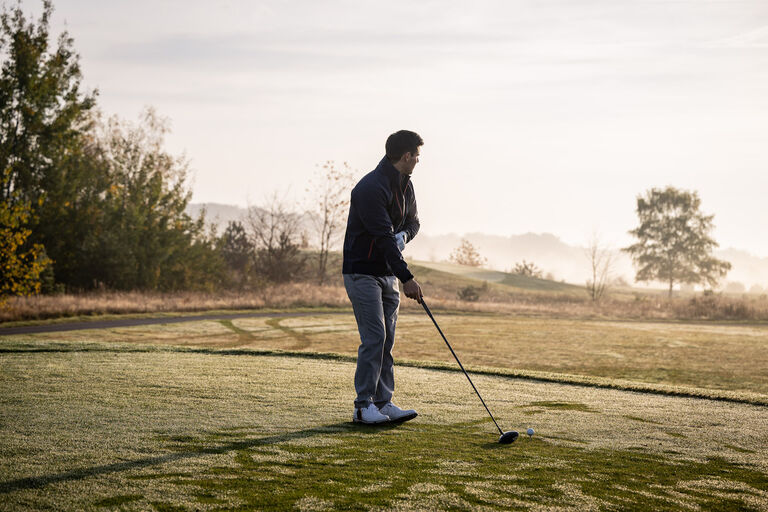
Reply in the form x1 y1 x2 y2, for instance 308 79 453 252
352 183 414 283
401 181 420 243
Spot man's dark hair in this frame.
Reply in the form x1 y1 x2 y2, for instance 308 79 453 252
385 130 423 163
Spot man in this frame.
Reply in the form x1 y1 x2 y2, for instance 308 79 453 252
342 130 424 425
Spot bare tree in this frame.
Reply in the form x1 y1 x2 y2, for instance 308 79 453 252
585 233 614 302
306 161 355 284
246 193 306 283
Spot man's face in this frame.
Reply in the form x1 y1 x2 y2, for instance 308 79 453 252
401 149 420 176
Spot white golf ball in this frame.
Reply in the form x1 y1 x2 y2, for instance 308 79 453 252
527 428 535 437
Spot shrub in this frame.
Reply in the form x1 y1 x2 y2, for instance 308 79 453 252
457 285 480 302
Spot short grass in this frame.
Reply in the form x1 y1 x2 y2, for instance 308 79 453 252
19 312 768 396
1 341 766 510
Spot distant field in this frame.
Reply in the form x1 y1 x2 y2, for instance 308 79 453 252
414 260 584 293
20 312 768 396
1 341 766 510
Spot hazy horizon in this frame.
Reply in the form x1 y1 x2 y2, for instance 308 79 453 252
40 0 768 256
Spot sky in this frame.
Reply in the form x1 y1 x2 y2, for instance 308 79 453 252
31 0 768 256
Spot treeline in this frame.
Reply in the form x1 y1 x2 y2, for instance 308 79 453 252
0 2 351 301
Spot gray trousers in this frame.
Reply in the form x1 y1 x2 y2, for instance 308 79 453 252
343 273 400 409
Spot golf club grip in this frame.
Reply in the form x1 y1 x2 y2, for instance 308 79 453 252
421 300 504 436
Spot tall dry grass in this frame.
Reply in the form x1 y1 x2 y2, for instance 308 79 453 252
5 281 768 324
0 284 350 323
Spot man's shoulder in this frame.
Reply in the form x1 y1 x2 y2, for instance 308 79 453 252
353 168 386 194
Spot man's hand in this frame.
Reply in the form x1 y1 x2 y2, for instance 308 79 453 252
395 231 407 251
402 278 423 303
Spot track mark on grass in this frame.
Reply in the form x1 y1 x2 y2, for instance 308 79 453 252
526 401 597 413
624 415 662 425
720 443 756 454
265 317 311 349
217 320 255 346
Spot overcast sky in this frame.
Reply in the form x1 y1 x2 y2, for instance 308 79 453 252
35 0 768 256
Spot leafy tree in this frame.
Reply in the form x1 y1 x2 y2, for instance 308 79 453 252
93 108 223 290
623 187 731 297
0 169 50 305
0 2 224 292
1 0 105 289
449 239 486 267
218 220 254 289
306 160 354 284
0 0 97 202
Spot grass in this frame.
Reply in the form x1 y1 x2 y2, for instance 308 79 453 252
6 255 768 324
18 312 768 397
412 260 585 294
1 341 767 510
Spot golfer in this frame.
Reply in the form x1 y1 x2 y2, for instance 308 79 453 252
342 130 424 424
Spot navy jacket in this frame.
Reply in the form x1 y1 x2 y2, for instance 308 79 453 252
342 156 419 283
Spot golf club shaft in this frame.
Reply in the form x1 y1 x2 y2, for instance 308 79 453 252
421 299 504 436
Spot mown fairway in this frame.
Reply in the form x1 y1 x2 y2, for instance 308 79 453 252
2 312 768 510
21 312 768 395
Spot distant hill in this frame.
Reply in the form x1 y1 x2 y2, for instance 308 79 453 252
186 202 323 246
406 232 636 286
188 202 768 291
407 232 768 291
186 203 248 230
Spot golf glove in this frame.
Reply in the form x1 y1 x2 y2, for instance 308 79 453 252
395 231 407 251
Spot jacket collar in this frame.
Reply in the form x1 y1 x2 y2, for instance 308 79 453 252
377 156 410 189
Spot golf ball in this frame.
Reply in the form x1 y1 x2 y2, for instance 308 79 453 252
527 428 535 437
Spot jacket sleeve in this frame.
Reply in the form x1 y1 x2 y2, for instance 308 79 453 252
351 182 414 283
402 181 420 243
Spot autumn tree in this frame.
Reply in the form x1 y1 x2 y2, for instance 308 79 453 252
306 161 355 284
450 239 486 267
0 169 50 305
1 2 223 291
623 187 731 297
1 0 102 288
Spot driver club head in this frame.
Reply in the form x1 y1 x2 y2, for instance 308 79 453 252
498 431 519 444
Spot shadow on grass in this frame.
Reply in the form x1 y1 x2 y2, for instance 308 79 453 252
0 421 395 494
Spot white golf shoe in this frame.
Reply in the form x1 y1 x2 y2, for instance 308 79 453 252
353 403 390 424
378 402 418 423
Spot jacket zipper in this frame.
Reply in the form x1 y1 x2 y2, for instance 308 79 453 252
394 179 407 231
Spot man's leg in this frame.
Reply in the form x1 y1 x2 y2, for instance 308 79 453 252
374 276 400 408
344 274 387 409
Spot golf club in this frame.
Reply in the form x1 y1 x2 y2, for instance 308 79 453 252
421 299 519 444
